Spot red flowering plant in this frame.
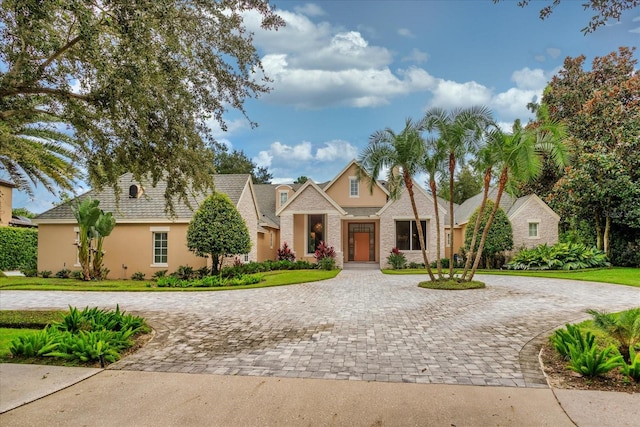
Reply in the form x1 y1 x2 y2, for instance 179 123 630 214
387 247 406 269
314 241 337 270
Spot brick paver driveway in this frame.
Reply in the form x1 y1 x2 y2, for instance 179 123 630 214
1 269 638 387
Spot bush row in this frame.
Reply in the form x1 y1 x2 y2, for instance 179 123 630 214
156 273 263 288
0 227 37 272
507 242 610 270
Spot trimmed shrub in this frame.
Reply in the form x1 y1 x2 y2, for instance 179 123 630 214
507 242 610 270
277 242 296 261
0 227 37 271
387 247 406 269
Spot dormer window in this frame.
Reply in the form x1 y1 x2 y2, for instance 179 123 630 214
279 190 288 206
349 177 359 198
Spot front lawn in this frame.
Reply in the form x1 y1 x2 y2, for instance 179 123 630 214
0 269 340 291
382 267 640 287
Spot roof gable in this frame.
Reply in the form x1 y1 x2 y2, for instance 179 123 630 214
508 194 560 221
323 159 389 196
276 180 346 216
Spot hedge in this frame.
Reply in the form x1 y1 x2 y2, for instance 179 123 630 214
0 227 38 272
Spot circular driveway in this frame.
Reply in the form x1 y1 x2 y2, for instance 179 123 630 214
1 270 638 387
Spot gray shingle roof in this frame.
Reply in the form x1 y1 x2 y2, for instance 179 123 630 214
344 207 381 217
253 184 280 228
35 173 251 222
454 188 521 226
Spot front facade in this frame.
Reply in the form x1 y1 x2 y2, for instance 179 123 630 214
276 161 446 269
34 161 560 276
34 174 279 279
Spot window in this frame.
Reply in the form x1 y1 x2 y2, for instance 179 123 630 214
446 231 452 247
279 191 288 206
349 177 359 197
269 231 273 249
528 222 539 238
307 214 325 253
395 220 427 251
244 253 249 262
74 228 81 267
153 232 168 265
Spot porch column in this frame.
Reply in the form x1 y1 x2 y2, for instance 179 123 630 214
328 213 343 268
280 213 294 255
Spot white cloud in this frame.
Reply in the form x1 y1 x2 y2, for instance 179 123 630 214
630 27 640 33
534 55 546 62
511 67 548 90
253 139 359 182
316 140 358 161
402 48 429 64
546 48 561 59
294 3 326 17
428 80 492 109
398 28 414 38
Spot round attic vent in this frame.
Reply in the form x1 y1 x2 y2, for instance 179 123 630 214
129 184 143 198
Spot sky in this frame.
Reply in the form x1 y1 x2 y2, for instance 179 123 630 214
10 0 640 213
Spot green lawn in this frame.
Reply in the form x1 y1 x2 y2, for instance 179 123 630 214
382 267 640 287
0 269 340 291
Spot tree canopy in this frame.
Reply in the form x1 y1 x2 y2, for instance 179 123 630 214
213 145 273 184
0 0 283 210
544 47 640 254
494 0 640 33
186 193 251 274
437 166 483 204
464 200 513 269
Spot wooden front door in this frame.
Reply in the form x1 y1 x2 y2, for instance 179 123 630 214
354 232 370 261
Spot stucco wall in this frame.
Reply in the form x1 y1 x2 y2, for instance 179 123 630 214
257 228 279 261
510 199 559 251
0 183 12 226
325 163 387 207
378 188 445 269
37 222 207 279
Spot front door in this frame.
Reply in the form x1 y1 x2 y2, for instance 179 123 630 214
354 232 370 261
348 223 375 262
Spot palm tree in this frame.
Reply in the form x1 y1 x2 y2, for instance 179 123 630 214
460 129 498 281
0 110 80 195
423 106 493 279
423 137 447 279
358 118 436 281
466 120 567 281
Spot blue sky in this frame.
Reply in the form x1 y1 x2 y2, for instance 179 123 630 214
10 0 640 213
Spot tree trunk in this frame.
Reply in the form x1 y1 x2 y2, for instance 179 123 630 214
448 153 455 278
604 215 611 256
469 168 508 281
595 213 603 251
429 178 443 279
404 171 436 281
462 167 491 281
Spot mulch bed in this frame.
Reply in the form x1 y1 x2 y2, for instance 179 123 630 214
540 343 639 394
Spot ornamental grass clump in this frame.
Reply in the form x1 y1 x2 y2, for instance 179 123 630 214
387 247 406 270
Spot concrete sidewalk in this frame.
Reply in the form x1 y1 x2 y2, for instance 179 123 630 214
1 364 637 426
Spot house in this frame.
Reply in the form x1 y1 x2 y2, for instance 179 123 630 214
446 188 560 255
0 179 15 227
274 160 446 269
34 173 279 278
0 179 36 228
34 161 560 276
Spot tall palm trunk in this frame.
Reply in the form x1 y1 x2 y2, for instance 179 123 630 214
462 167 491 280
429 177 443 279
468 167 508 281
448 152 455 278
404 170 436 281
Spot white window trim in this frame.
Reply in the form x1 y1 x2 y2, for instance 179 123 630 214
151 227 170 267
527 220 541 239
269 231 273 249
349 176 359 198
279 190 288 207
73 227 81 267
446 231 452 247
